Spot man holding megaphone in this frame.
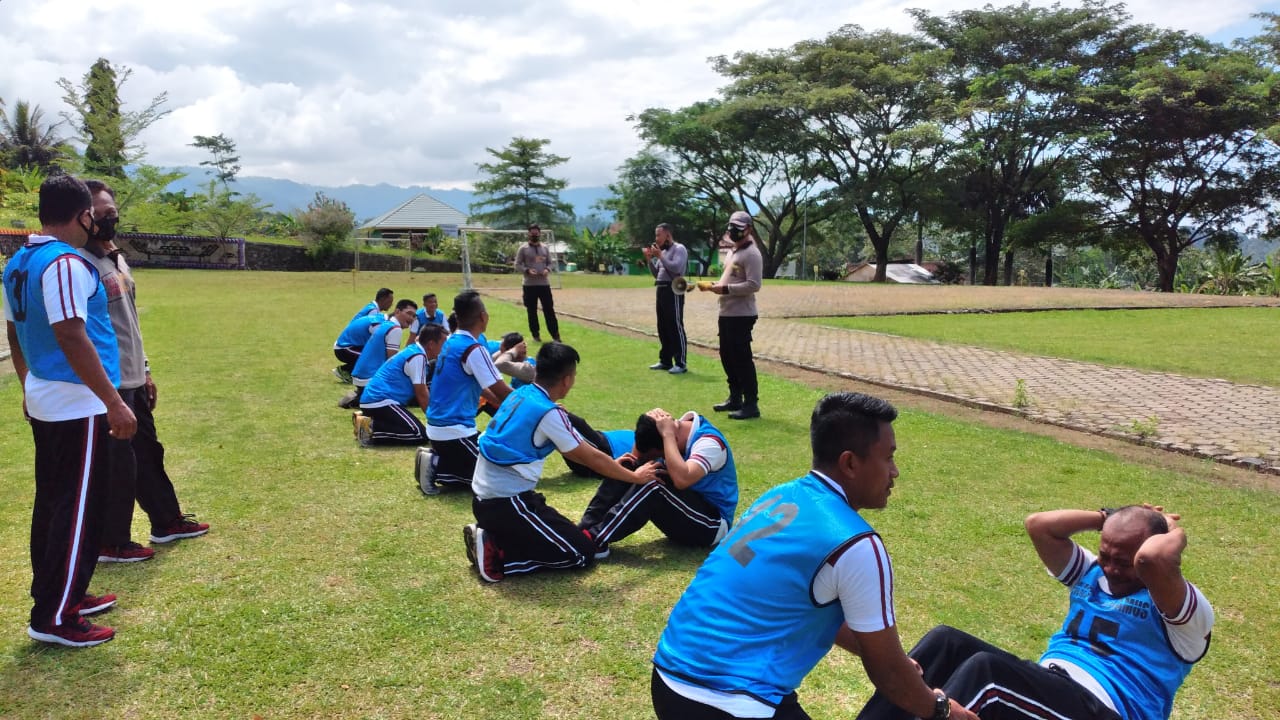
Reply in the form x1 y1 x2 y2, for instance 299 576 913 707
644 223 689 375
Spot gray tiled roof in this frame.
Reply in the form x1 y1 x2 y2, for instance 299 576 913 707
359 194 470 230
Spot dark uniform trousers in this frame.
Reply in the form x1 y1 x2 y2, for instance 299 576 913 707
363 404 428 445
854 625 1123 720
522 284 559 340
473 491 596 577
651 668 813 720
429 432 481 488
334 346 361 372
101 385 182 546
581 477 722 548
30 415 110 628
717 315 758 403
655 282 687 367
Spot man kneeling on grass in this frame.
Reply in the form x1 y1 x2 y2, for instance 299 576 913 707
463 342 660 583
354 325 447 446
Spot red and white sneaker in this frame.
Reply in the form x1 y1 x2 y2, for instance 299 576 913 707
77 593 118 616
28 617 115 647
463 524 503 583
98 542 155 563
150 514 210 544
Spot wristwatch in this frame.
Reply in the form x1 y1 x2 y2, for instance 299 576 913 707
932 690 951 720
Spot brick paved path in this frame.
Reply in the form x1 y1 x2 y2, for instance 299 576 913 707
488 286 1280 475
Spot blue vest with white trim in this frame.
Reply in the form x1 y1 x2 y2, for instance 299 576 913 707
351 320 402 381
686 418 738 522
427 332 485 428
360 344 426 406
1039 564 1197 720
478 384 559 466
415 307 445 329
653 473 875 707
602 429 634 459
335 315 381 349
4 239 119 386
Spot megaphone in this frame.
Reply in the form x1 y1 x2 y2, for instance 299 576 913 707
672 276 693 294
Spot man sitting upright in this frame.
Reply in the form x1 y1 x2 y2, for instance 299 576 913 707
463 342 659 583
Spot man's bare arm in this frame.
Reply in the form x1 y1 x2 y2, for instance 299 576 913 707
1025 509 1104 577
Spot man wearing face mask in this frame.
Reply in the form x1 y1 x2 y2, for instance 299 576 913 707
698 210 763 420
643 223 688 374
80 180 209 566
4 174 136 647
514 224 560 343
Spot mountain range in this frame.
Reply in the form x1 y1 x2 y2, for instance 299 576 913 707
165 167 614 224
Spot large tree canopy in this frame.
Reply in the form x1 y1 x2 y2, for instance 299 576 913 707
634 99 831 278
1078 29 1280 291
715 25 954 281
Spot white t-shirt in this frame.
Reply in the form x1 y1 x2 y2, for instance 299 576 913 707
472 398 583 500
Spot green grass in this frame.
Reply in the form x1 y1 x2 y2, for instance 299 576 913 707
810 307 1280 387
0 271 1275 719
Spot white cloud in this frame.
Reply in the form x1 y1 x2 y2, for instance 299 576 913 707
0 0 1271 189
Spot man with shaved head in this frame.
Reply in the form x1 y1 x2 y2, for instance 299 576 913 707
856 504 1214 720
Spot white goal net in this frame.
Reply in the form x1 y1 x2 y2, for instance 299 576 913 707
457 227 563 290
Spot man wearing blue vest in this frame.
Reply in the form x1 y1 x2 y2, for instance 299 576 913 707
355 324 447 446
407 292 446 342
4 175 138 648
332 313 384 384
351 287 394 322
341 298 417 408
420 291 512 491
652 392 978 720
855 504 1213 720
463 342 660 583
580 407 736 557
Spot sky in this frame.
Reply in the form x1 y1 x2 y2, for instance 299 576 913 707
0 0 1271 190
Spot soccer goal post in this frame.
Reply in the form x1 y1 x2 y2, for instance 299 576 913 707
457 227 563 291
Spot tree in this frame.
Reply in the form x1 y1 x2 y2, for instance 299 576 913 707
191 133 241 185
0 100 72 173
634 99 832 278
58 58 170 178
600 150 707 246
716 26 955 282
297 192 355 264
912 1 1131 285
469 137 574 229
190 181 269 241
112 165 194 234
1078 29 1280 291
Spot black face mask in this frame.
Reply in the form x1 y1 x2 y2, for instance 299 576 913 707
728 226 746 241
91 217 119 243
78 213 98 241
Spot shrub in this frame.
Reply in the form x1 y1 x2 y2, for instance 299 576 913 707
296 192 354 266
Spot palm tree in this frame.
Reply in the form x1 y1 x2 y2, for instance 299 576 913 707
0 100 71 172
1196 248 1265 295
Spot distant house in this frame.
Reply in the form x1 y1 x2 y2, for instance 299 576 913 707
842 261 938 284
359 194 470 237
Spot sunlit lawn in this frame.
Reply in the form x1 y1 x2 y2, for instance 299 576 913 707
0 271 1273 719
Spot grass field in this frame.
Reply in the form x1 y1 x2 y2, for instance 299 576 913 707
0 271 1276 719
809 308 1280 387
